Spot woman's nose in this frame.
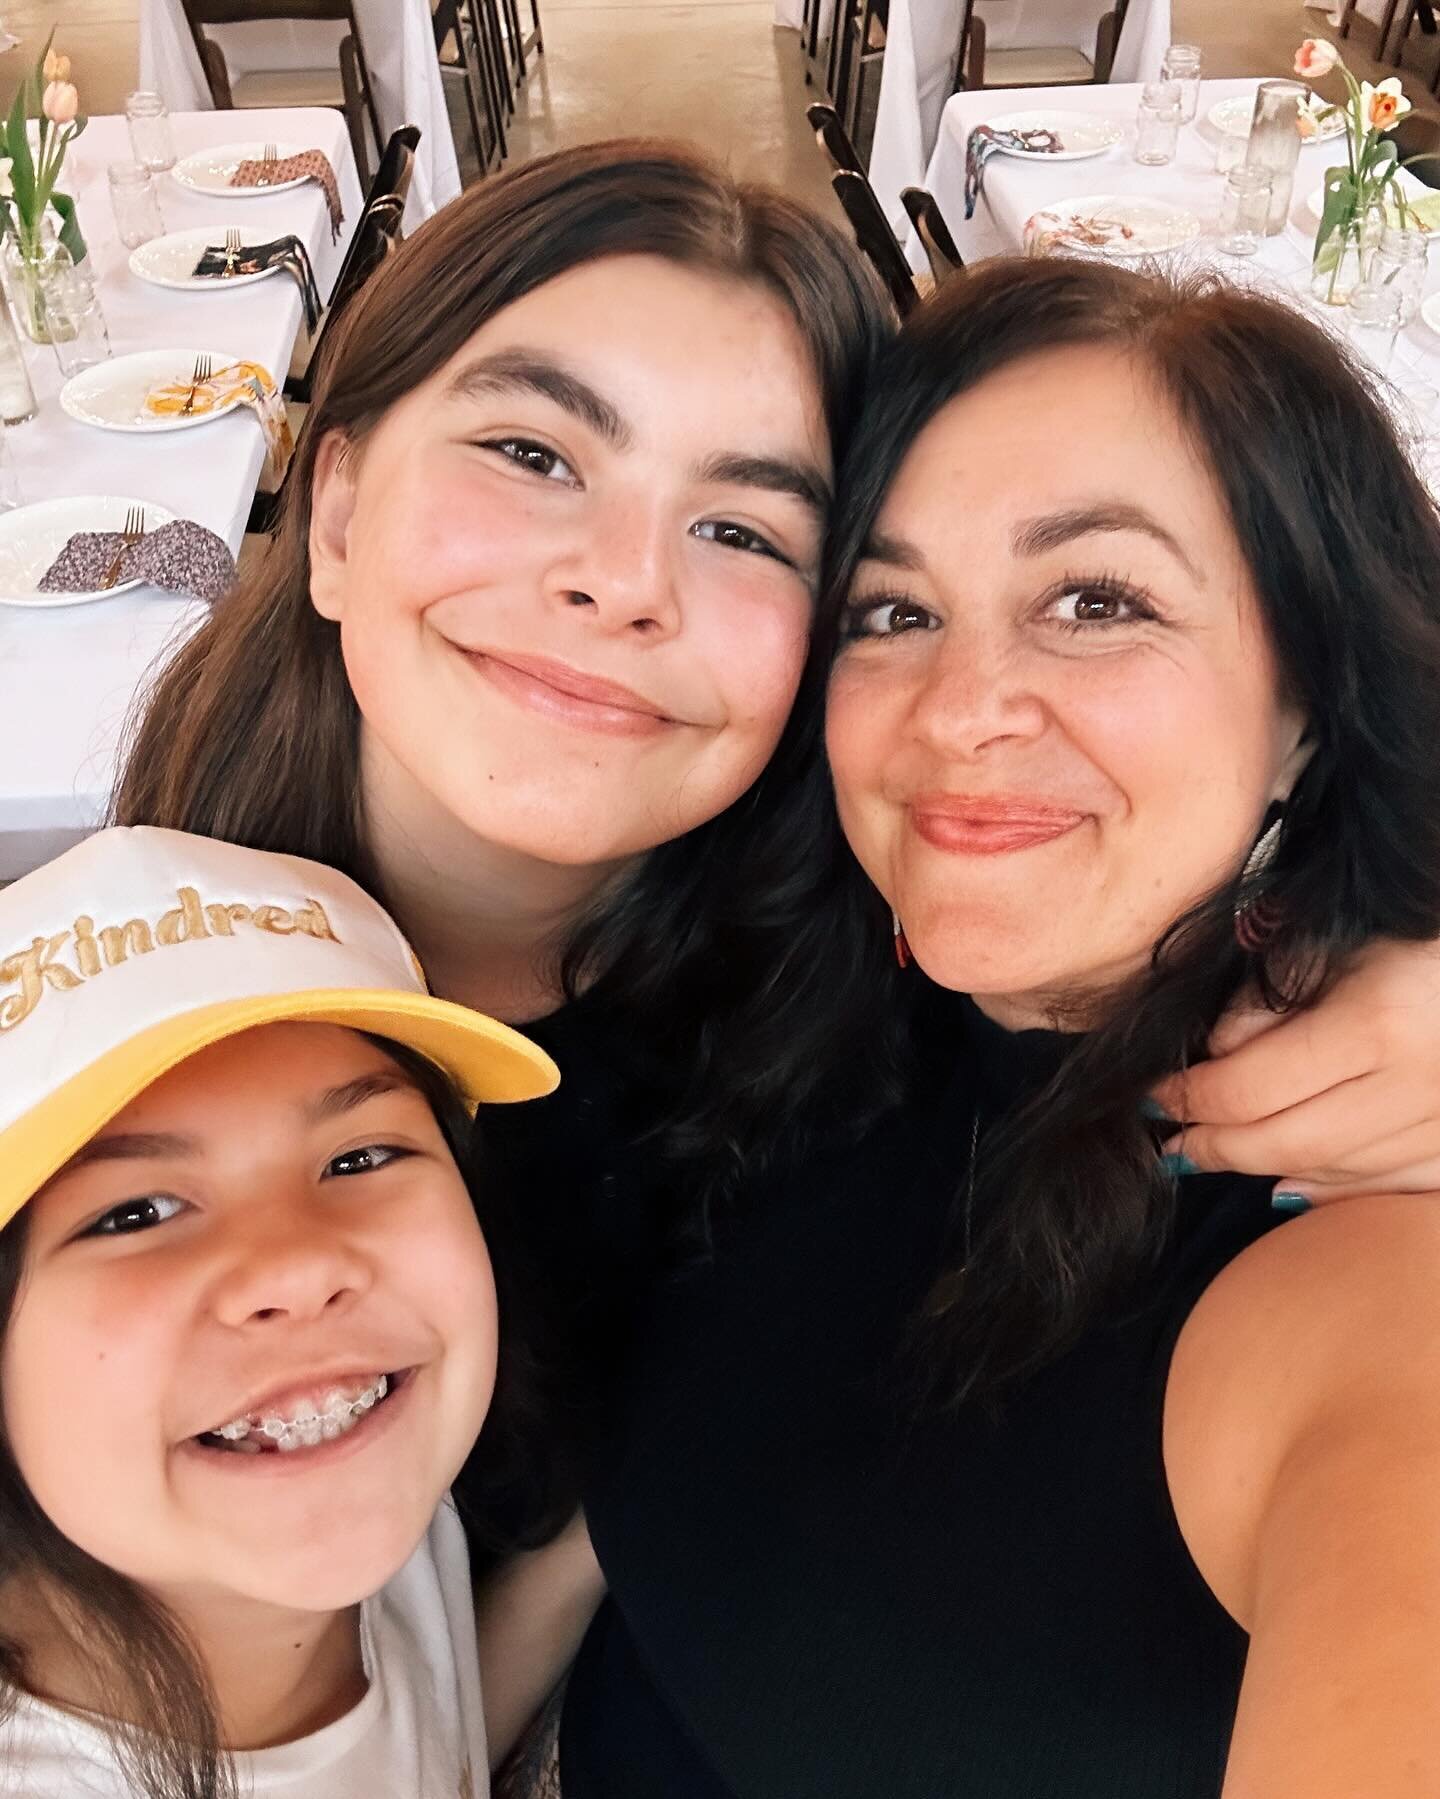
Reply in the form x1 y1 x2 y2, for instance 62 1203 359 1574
208 1209 374 1329
908 635 1048 760
551 498 683 639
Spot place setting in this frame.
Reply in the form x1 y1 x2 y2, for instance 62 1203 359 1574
130 226 324 330
0 493 235 609
170 140 346 241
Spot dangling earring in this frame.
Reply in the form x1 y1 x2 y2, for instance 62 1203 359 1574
1235 813 1285 951
893 910 911 969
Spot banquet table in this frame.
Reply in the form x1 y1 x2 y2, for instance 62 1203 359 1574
0 107 360 881
139 0 457 225
867 0 1171 233
911 76 1440 403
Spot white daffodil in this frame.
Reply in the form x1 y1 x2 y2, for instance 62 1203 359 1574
1359 76 1412 133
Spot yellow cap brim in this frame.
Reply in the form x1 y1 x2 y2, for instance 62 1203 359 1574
0 989 559 1232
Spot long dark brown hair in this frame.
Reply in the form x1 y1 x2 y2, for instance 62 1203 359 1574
822 257 1440 1404
0 1037 493 1799
114 142 893 1200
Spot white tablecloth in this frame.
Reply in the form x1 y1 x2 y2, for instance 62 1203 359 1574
0 108 360 880
868 0 1170 232
139 0 457 224
914 78 1440 386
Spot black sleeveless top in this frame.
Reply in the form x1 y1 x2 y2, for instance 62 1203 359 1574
559 996 1286 1798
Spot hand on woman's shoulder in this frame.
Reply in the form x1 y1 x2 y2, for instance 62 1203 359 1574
1165 1193 1440 1798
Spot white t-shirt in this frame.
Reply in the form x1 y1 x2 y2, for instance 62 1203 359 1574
0 1498 488 1798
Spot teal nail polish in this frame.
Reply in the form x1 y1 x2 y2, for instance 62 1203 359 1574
1271 1191 1313 1216
1160 1151 1199 1178
1139 1097 1177 1124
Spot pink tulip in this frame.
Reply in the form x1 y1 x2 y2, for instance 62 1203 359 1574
41 80 80 126
1294 38 1341 80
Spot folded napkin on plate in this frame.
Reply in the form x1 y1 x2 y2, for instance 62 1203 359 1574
1022 206 1135 258
229 150 344 240
964 123 1063 218
144 359 296 485
36 519 237 604
191 234 324 332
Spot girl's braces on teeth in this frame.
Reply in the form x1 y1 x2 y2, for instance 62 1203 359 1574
210 1374 389 1454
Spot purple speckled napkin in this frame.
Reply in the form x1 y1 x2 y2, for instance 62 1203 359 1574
37 519 237 604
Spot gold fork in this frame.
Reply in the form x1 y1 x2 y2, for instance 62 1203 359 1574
223 226 242 275
99 506 146 592
259 141 279 185
181 352 213 417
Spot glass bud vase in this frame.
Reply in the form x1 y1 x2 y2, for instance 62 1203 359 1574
1311 202 1385 307
1 233 75 345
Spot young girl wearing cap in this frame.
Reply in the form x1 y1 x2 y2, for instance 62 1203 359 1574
0 825 558 1799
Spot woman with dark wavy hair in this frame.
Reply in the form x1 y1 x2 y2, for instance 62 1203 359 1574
560 259 1440 1799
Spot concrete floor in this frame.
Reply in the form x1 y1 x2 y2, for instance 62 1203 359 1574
6 0 1439 211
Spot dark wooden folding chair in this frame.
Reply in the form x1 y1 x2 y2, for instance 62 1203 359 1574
955 0 1124 90
900 186 963 283
1392 111 1440 184
831 170 919 316
434 0 505 172
842 0 888 141
248 125 421 532
806 101 864 175
179 0 382 188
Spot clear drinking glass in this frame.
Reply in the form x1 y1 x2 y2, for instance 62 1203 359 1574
0 421 20 509
107 161 165 249
1369 224 1429 327
1161 43 1203 124
126 91 177 173
1134 81 1181 167
1217 167 1272 257
1347 283 1403 372
41 264 111 377
0 298 36 425
1244 80 1307 234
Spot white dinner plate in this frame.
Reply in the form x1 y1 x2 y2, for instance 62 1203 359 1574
1419 291 1440 338
0 495 178 608
171 141 308 197
129 227 284 293
1027 195 1202 258
984 111 1124 160
1208 91 1346 143
1306 169 1437 224
60 348 248 434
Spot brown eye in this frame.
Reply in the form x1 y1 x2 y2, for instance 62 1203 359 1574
845 596 939 639
1050 584 1150 629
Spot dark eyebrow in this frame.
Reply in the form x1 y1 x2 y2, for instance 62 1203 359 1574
858 528 926 572
698 452 832 520
305 1069 420 1125
1012 504 1202 583
444 349 631 449
47 1132 198 1186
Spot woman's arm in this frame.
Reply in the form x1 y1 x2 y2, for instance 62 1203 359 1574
1153 937 1440 1201
1165 1196 1440 1798
476 1510 608 1771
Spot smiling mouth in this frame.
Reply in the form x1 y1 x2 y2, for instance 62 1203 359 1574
193 1370 410 1458
462 649 683 738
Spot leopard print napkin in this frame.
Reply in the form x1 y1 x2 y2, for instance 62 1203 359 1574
230 149 344 240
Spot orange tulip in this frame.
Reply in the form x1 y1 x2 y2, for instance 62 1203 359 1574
42 48 71 83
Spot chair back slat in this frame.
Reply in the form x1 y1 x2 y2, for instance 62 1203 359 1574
831 170 919 317
900 186 963 283
806 102 864 176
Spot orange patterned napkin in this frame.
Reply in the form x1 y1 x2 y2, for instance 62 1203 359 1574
230 149 343 240
144 360 296 484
